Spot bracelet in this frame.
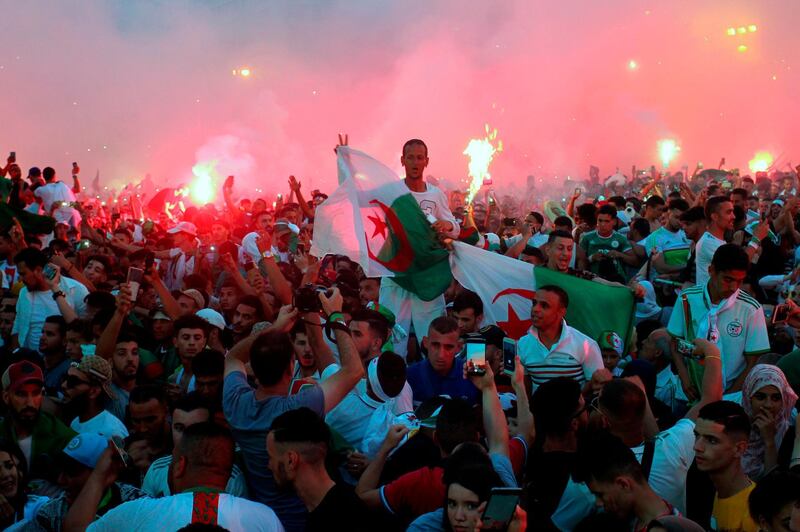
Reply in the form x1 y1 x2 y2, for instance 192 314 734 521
52 291 65 301
327 311 345 323
703 355 721 361
261 250 273 259
748 240 760 250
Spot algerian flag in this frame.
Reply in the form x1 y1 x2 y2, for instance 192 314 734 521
450 242 536 339
310 147 451 301
451 241 636 344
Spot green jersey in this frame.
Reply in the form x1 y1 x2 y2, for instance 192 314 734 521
580 229 631 282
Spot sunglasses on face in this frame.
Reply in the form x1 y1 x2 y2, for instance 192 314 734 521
64 375 90 388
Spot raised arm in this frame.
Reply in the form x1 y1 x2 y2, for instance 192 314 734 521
316 288 365 413
511 356 535 446
46 267 78 323
256 235 293 305
467 364 510 457
685 339 723 421
288 176 315 221
145 264 182 320
224 305 299 376
96 284 131 360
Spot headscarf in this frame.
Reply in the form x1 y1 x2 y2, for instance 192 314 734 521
741 364 798 479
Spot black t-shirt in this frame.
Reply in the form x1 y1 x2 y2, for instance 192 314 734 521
306 483 372 532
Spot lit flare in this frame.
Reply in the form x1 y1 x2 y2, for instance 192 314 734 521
463 124 503 204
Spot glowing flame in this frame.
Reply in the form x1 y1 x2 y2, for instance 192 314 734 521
189 161 218 205
748 151 773 173
232 67 252 77
657 139 680 168
463 124 503 204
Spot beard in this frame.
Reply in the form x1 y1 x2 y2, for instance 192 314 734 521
62 392 90 421
12 407 39 430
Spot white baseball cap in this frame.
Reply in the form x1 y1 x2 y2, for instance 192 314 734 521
196 308 226 331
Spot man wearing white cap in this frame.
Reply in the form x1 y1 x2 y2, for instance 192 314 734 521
15 432 146 531
197 308 227 353
156 221 198 291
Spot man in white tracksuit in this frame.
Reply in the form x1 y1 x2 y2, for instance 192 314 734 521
379 139 460 358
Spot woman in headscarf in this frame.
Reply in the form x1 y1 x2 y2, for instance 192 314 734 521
741 364 798 479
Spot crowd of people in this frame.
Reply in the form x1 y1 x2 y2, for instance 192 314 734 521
0 141 797 532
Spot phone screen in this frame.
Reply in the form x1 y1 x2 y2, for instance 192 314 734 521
43 264 57 281
481 488 521 528
502 338 516 376
466 342 486 375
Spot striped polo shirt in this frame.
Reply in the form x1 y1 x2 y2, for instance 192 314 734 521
518 320 604 392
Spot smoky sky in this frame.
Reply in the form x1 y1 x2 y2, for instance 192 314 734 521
0 0 797 199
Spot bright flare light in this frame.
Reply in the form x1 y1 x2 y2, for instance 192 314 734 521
463 124 503 205
748 151 774 173
232 67 252 77
628 59 638 70
738 45 748 53
188 161 218 205
657 139 680 168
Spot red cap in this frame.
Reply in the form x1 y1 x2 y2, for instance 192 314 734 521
4 361 44 393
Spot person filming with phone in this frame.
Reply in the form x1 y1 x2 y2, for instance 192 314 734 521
11 248 88 351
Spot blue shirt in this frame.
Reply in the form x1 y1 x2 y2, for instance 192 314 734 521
406 357 478 407
222 370 325 532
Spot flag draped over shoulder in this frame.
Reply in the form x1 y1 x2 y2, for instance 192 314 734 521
451 241 635 344
310 147 452 301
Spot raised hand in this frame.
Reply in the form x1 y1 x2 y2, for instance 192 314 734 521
288 175 301 192
334 133 349 154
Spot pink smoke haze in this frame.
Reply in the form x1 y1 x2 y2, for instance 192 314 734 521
0 1 797 201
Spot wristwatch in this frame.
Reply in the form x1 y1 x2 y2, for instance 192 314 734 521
52 291 65 301
261 250 274 259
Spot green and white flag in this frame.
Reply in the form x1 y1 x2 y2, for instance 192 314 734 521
451 241 635 344
310 147 451 301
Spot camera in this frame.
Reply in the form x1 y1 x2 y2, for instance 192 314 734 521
294 284 331 313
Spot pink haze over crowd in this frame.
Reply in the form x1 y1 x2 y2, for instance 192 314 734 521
0 0 797 200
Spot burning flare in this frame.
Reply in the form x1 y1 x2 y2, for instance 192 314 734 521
463 124 503 205
749 151 773 173
188 161 219 205
657 139 680 168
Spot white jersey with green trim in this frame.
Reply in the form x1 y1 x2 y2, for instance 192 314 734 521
667 284 769 390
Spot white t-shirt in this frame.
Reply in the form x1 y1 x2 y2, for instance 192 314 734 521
17 436 32 468
695 231 725 287
34 181 76 212
631 418 696 514
324 370 413 450
518 321 604 392
668 285 770 389
70 410 129 439
87 492 284 532
408 183 459 239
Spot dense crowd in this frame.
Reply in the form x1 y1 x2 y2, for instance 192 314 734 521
0 141 797 532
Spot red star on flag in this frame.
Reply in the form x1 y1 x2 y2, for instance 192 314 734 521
367 213 388 239
496 303 532 340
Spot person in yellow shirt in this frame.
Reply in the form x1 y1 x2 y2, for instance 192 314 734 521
693 400 758 532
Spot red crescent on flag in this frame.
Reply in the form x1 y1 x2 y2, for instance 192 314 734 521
365 199 414 271
491 288 537 303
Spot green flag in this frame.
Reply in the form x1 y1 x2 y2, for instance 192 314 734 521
534 266 636 348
